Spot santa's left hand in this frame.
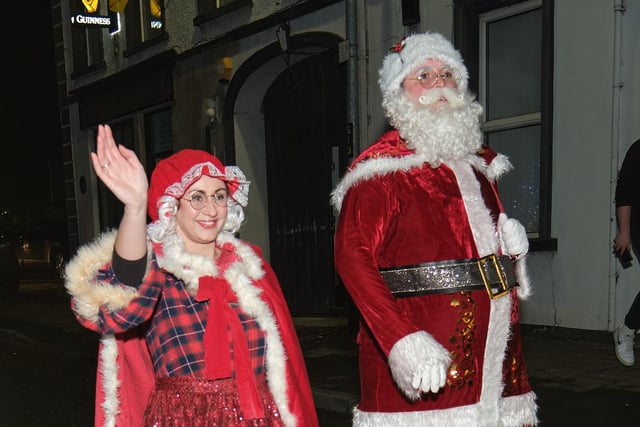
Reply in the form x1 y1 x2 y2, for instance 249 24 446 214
499 214 529 259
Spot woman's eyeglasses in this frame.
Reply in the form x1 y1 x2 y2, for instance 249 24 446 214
182 189 230 210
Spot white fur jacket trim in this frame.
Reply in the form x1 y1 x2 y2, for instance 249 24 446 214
330 150 512 212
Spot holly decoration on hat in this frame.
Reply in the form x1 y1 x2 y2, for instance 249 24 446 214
390 37 407 53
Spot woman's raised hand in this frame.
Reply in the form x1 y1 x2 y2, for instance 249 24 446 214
90 124 149 211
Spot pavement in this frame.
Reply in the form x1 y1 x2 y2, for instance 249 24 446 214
8 281 640 425
294 316 640 426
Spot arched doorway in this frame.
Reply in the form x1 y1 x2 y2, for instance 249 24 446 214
263 48 346 315
224 33 349 315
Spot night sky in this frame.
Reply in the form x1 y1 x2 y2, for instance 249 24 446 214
0 1 61 208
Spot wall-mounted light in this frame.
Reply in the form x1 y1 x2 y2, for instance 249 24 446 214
276 23 290 52
204 98 217 126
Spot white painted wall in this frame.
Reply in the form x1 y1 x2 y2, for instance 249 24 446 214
613 0 640 329
512 0 640 332
535 0 615 330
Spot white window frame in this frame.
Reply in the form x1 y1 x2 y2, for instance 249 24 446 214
479 0 543 237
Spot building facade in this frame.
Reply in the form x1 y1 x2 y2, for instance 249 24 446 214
50 0 640 330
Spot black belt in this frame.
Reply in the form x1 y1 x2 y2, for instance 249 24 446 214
379 254 517 299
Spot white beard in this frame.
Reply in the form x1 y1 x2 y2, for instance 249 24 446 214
382 87 484 167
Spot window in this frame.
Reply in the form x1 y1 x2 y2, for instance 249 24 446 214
95 109 173 229
455 0 554 247
145 108 173 170
122 0 166 54
196 0 250 19
70 1 105 75
480 1 542 236
96 120 134 230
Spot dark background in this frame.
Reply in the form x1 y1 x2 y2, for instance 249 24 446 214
0 1 62 208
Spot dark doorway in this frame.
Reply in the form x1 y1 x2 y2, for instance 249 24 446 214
263 49 347 315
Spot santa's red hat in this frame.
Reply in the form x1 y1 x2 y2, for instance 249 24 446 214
147 149 249 221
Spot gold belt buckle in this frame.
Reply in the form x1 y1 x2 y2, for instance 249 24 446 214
477 254 509 299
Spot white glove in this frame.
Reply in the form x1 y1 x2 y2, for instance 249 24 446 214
411 360 448 394
499 213 529 259
388 331 451 400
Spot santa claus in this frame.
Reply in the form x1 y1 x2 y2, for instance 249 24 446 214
331 32 538 426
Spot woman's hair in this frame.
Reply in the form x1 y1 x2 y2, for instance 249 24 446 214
147 193 245 243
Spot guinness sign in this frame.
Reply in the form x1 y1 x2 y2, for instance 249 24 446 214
70 14 111 28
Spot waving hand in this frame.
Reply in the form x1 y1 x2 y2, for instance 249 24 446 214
90 124 148 211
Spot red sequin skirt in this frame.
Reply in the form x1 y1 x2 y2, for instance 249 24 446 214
143 375 285 427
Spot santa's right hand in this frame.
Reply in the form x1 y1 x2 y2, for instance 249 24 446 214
411 360 448 394
388 331 451 400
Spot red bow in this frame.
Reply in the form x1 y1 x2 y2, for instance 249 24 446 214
197 276 265 420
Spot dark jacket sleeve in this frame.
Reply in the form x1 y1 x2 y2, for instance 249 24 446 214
616 139 640 208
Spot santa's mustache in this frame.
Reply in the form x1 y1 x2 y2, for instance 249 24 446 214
418 87 465 109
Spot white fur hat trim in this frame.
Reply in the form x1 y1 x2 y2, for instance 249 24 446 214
379 32 469 99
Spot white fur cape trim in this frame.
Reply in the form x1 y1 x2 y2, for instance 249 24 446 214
64 230 145 323
99 334 118 427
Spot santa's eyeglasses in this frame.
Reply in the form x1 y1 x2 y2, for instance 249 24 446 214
405 67 461 89
182 189 231 210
